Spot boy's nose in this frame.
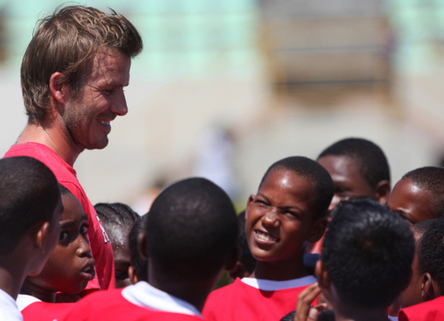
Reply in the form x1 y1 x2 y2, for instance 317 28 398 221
263 208 279 227
77 236 92 257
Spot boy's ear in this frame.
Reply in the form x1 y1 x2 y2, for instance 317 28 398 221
34 221 50 253
49 72 70 106
128 266 139 285
315 260 331 290
421 273 438 302
137 231 149 260
374 180 391 205
245 195 254 216
307 218 328 243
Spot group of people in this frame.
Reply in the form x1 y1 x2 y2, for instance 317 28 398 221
0 4 443 321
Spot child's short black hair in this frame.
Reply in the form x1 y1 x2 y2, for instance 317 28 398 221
236 211 256 275
318 137 390 188
0 156 61 255
322 197 414 309
416 218 444 293
402 166 444 219
147 177 238 281
128 214 148 282
95 202 139 228
260 156 334 220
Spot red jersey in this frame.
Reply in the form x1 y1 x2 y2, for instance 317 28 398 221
62 282 203 321
202 276 316 321
398 296 444 321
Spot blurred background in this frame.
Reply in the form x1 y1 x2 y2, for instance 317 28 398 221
1 0 444 214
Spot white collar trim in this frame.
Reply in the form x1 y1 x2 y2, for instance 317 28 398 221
122 281 201 317
241 275 316 291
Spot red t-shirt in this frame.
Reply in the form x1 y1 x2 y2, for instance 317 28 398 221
398 296 444 321
62 283 204 321
4 142 115 290
202 276 316 321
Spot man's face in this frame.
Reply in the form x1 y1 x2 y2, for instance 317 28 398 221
63 50 131 151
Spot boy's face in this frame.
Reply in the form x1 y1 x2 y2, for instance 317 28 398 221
245 169 318 263
387 178 435 225
29 193 96 294
317 155 374 212
108 226 132 289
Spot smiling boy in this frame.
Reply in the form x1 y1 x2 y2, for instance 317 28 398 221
202 156 334 321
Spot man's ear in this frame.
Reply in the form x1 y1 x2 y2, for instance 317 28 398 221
374 180 391 205
49 72 70 105
421 273 438 302
33 221 50 253
308 218 328 243
315 260 331 290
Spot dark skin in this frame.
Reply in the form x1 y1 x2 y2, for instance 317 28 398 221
21 194 94 302
317 155 390 213
387 178 436 225
245 169 326 281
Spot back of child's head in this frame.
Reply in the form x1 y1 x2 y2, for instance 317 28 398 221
416 217 444 294
95 202 139 287
318 137 390 188
128 214 148 283
0 156 61 255
260 156 334 220
322 197 414 310
229 210 255 280
402 166 444 219
95 202 139 233
147 177 238 282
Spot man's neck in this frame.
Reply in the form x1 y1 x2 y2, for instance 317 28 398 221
16 122 82 166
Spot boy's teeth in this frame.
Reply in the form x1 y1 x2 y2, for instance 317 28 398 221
256 230 277 242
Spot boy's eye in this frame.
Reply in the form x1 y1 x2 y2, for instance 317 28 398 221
60 231 69 241
80 224 89 236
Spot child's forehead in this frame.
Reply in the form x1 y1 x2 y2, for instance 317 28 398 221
60 193 86 219
262 168 310 186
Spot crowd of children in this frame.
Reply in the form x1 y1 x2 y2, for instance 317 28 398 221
1 5 444 321
4 132 444 321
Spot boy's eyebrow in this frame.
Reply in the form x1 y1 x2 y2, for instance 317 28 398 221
256 193 304 213
59 213 88 227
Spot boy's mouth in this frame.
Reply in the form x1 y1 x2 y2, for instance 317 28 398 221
254 229 279 243
80 259 96 281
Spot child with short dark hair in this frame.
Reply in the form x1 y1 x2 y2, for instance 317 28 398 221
398 218 444 321
17 185 95 316
312 137 391 254
317 137 391 211
228 210 256 282
127 214 148 284
94 202 139 288
203 156 334 321
318 198 414 321
0 156 62 321
387 166 444 224
59 177 239 320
